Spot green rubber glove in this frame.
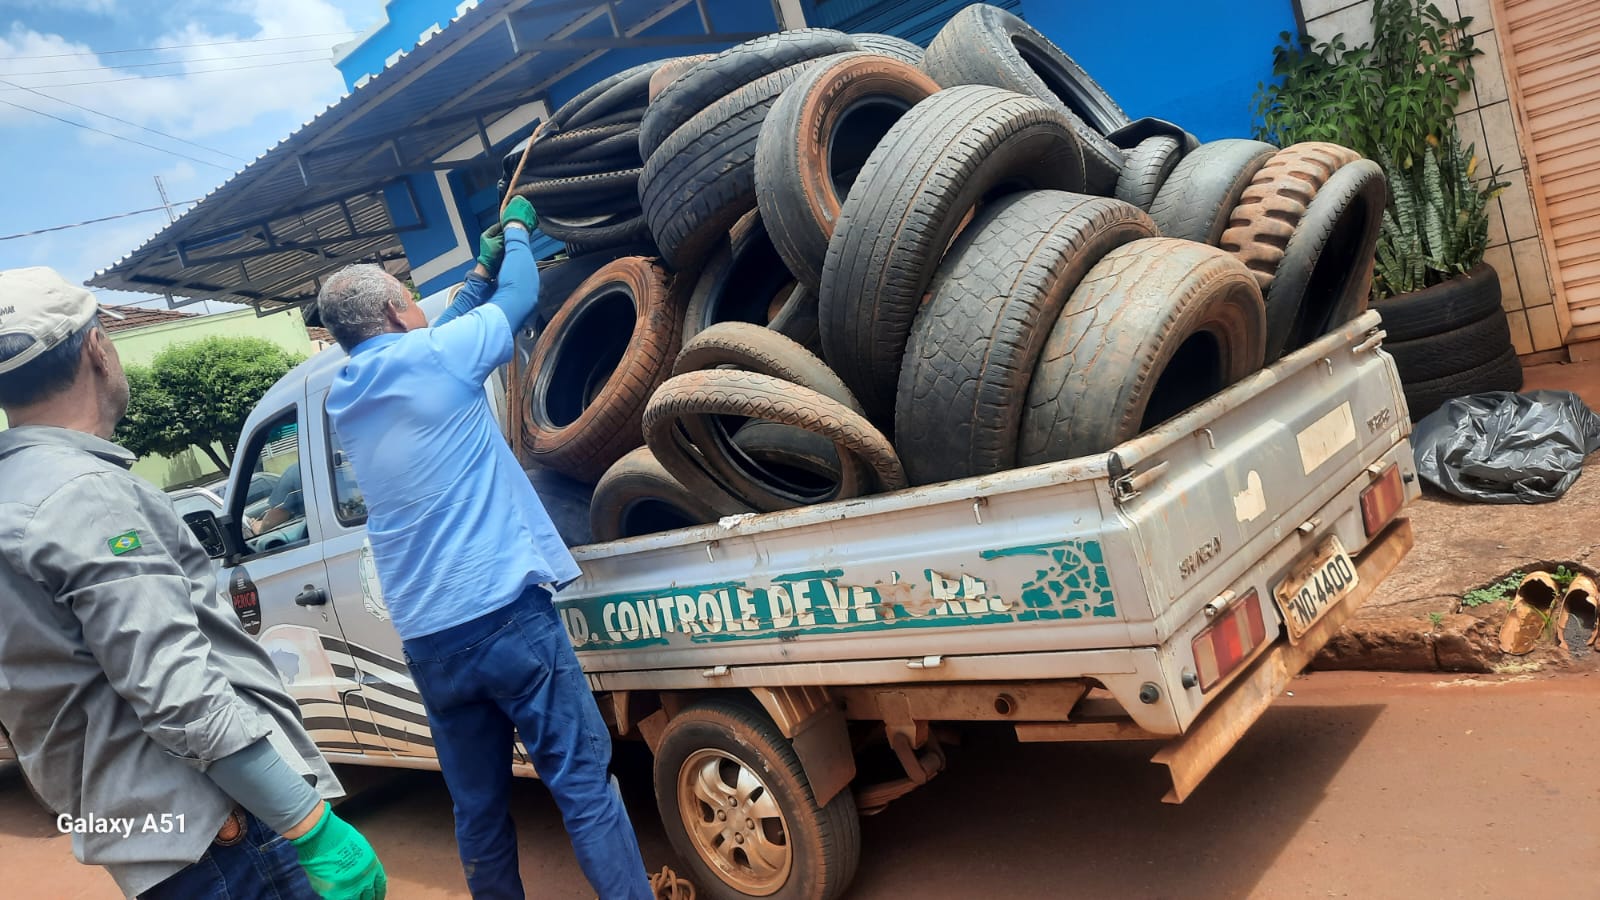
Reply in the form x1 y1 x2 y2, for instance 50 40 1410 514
290 803 387 900
477 223 505 272
501 195 538 233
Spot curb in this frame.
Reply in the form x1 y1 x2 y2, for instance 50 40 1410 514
1314 608 1503 673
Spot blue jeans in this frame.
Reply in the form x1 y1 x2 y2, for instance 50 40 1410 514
402 586 651 900
141 811 316 899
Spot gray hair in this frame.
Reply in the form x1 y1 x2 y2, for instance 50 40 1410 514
316 264 412 352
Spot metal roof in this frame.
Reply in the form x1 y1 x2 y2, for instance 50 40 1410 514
88 0 777 314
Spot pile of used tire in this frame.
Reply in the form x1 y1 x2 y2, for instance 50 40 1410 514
510 5 1387 543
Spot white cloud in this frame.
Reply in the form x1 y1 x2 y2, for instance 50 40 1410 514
0 0 357 138
7 0 117 14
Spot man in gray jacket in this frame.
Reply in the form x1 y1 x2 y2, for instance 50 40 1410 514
0 267 387 899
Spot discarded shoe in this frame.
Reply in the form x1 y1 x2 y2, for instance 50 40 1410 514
1556 573 1599 657
1498 572 1560 656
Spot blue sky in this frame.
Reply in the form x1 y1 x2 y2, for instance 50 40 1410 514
0 0 388 311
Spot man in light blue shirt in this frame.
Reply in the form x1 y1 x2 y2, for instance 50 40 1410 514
319 199 652 900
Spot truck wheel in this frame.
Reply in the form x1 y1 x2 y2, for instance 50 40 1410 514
1114 135 1184 212
820 85 1087 427
921 3 1127 193
754 52 940 292
589 446 727 542
653 700 860 900
1019 238 1267 464
524 257 682 482
1148 139 1278 246
641 29 858 159
896 191 1156 485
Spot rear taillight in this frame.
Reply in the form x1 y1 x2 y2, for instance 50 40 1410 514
1360 464 1404 536
1192 590 1268 693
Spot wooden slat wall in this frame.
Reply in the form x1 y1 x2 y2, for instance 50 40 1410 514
1498 0 1600 332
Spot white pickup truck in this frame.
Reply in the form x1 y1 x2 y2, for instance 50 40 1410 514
183 302 1418 899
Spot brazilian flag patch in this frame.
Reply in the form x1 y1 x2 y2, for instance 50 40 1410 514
108 531 142 556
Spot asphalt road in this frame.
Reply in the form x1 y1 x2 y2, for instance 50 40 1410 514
4 670 1598 899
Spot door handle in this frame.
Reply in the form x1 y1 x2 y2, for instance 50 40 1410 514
295 585 328 607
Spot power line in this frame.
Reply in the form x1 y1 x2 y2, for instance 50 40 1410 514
7 46 331 77
5 31 359 60
0 57 336 91
0 98 235 171
0 201 200 242
0 77 245 162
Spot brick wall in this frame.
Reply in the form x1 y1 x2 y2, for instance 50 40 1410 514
1301 0 1563 355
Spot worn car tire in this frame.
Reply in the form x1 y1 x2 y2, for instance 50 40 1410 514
1019 238 1268 464
641 29 858 159
534 243 657 329
526 121 639 164
897 192 1157 485
589 446 727 542
853 33 923 64
645 369 906 511
755 52 941 292
550 60 660 131
1114 135 1184 212
1403 347 1524 420
648 53 715 102
1148 139 1278 245
540 210 650 248
1371 263 1503 342
921 4 1126 193
524 257 682 482
1219 142 1363 357
681 210 814 345
1386 308 1515 383
654 700 861 900
641 63 820 271
515 167 642 207
1271 158 1387 356
731 420 847 501
819 84 1087 426
670 323 866 511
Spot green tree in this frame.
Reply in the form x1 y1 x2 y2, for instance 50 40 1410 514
114 336 302 473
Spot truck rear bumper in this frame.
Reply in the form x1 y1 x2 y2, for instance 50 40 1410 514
1150 516 1415 803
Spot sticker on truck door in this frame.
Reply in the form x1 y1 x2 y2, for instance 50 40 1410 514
228 567 262 635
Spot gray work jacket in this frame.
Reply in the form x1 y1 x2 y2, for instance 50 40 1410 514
0 426 341 897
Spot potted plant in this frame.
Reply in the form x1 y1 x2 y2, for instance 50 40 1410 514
1254 0 1520 416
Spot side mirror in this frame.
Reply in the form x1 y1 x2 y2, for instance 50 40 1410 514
182 510 240 561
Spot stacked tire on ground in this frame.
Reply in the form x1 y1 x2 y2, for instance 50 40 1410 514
1370 264 1523 418
492 7 1394 898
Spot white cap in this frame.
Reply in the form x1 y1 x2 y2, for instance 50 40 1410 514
0 267 121 375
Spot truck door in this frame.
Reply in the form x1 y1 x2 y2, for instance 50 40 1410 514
307 388 439 762
220 400 386 759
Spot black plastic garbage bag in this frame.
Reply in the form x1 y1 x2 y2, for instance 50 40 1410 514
1413 390 1600 504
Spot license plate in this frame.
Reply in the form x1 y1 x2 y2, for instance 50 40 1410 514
1273 536 1359 642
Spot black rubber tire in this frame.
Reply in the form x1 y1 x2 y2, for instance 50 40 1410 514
549 60 658 131
921 4 1127 194
1272 158 1388 357
561 60 661 131
1402 347 1524 421
1386 309 1515 383
853 33 923 64
535 244 657 330
896 192 1157 485
649 54 715 103
754 52 941 292
549 215 653 254
1372 263 1502 342
1114 135 1183 212
1148 139 1278 245
589 446 727 543
516 167 642 206
524 257 682 483
731 420 846 501
644 370 907 507
670 323 866 511
681 210 810 344
641 63 821 272
523 152 640 180
653 700 861 900
819 84 1087 427
525 121 638 164
1019 238 1268 464
640 29 859 159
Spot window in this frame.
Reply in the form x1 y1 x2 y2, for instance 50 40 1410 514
327 421 367 527
233 409 310 557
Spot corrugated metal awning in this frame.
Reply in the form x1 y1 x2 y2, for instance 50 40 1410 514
88 0 777 313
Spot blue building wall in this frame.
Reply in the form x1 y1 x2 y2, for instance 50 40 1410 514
335 0 457 89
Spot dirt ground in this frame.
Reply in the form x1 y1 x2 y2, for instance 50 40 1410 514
5 670 1600 899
